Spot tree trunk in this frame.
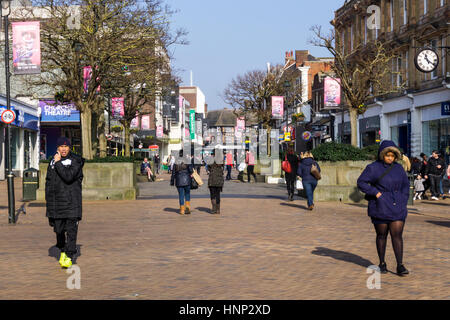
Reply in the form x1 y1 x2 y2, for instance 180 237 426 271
349 107 358 147
124 124 131 157
98 112 107 158
91 112 98 157
80 109 93 160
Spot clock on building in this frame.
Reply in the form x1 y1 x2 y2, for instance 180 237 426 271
414 48 439 73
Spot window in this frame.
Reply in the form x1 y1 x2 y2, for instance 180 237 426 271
364 16 367 44
441 0 445 7
431 39 438 79
442 37 446 77
351 24 354 50
424 0 428 15
405 50 409 85
390 0 394 31
403 0 408 25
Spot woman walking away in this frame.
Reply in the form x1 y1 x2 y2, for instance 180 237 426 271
207 149 225 214
357 140 410 276
170 150 194 215
297 151 320 210
285 146 299 201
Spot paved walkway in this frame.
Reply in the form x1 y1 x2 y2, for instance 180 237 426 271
0 172 449 299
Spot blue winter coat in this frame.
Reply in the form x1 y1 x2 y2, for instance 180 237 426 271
170 162 194 187
357 140 410 221
297 157 321 182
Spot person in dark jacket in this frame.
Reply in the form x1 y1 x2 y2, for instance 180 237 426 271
153 154 160 175
425 150 446 200
46 137 84 268
171 150 194 215
285 146 299 201
357 140 410 276
207 149 225 214
419 153 430 199
297 151 320 210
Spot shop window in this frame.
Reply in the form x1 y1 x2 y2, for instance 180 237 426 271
11 127 21 170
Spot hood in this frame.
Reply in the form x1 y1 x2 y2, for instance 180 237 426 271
378 140 401 161
301 157 314 165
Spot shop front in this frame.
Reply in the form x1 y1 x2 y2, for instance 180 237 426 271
1 97 39 179
421 102 450 159
39 100 81 158
337 121 351 144
359 116 380 147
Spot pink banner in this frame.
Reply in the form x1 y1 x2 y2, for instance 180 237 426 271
111 97 124 119
324 77 341 108
156 125 163 138
235 117 245 138
130 117 139 128
141 115 150 130
83 66 100 94
271 96 284 119
12 21 41 75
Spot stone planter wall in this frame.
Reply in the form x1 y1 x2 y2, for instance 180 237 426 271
37 162 138 201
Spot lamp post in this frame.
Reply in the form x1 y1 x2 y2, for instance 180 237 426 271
2 0 15 224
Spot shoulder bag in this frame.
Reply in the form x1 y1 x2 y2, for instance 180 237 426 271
282 155 292 173
311 162 321 180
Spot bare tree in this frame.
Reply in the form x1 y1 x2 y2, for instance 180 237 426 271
310 25 404 147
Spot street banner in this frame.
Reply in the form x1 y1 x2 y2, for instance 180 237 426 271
324 77 341 108
156 125 163 138
111 97 124 119
130 116 139 128
39 100 80 122
141 115 150 130
235 116 245 138
272 96 284 119
189 109 196 140
83 66 101 95
12 21 41 75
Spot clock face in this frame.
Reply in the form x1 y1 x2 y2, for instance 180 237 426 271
415 48 439 73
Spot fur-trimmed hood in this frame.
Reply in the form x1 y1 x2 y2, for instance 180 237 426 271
378 140 401 161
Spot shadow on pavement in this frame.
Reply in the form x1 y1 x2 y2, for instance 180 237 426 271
426 220 450 228
311 247 374 268
195 207 211 214
419 201 450 206
48 245 82 264
279 202 309 210
346 203 367 208
163 207 180 214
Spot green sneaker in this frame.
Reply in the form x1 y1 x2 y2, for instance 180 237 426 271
59 252 72 268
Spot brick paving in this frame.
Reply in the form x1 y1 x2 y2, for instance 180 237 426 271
0 171 449 300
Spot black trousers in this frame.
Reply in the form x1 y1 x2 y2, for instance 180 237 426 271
209 187 222 204
226 165 232 180
247 165 256 182
286 175 296 195
429 174 442 197
50 218 79 258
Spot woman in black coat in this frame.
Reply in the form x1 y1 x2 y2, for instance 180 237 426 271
357 140 410 276
170 150 194 215
284 147 299 201
207 150 225 214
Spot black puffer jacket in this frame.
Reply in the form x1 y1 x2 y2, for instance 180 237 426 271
208 162 224 188
171 160 193 187
426 157 446 176
45 152 85 219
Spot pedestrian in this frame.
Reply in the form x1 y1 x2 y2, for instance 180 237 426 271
170 150 194 215
297 151 321 210
225 151 233 180
424 150 446 200
140 157 154 181
410 157 421 177
154 154 160 175
419 153 430 199
245 150 256 183
413 174 425 200
207 149 224 214
399 150 411 173
169 154 176 174
357 140 410 276
45 137 84 268
284 146 299 201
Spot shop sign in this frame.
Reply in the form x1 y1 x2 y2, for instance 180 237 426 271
442 101 450 116
302 131 312 141
39 100 80 122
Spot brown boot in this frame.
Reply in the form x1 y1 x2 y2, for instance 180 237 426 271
180 205 185 215
216 202 220 214
308 204 314 211
185 201 191 214
211 199 217 214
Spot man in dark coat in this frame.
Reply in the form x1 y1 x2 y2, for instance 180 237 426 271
425 150 446 200
46 137 84 268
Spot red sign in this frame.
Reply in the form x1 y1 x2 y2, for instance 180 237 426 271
1 110 16 124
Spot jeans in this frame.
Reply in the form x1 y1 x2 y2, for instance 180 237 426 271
226 165 232 180
429 174 441 198
177 185 191 205
303 180 318 207
155 163 160 174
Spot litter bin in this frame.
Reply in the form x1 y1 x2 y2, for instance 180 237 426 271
23 168 39 201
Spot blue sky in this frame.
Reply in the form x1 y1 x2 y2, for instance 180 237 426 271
164 0 345 111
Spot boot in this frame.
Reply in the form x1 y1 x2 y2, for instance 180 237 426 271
185 201 191 214
216 202 220 214
211 199 217 214
180 205 185 215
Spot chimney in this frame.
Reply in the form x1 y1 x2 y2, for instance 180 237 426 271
285 51 294 64
295 50 310 65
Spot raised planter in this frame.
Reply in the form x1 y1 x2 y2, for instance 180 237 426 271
37 162 138 201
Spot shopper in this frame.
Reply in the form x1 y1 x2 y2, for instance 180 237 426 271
297 151 321 210
207 149 225 214
45 137 84 268
245 150 256 183
285 146 299 201
170 150 194 215
357 140 410 276
425 150 446 200
154 154 160 175
413 174 425 200
225 151 233 180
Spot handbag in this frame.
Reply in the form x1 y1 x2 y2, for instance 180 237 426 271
190 177 199 190
192 170 203 186
364 164 394 201
282 155 292 173
311 162 321 180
